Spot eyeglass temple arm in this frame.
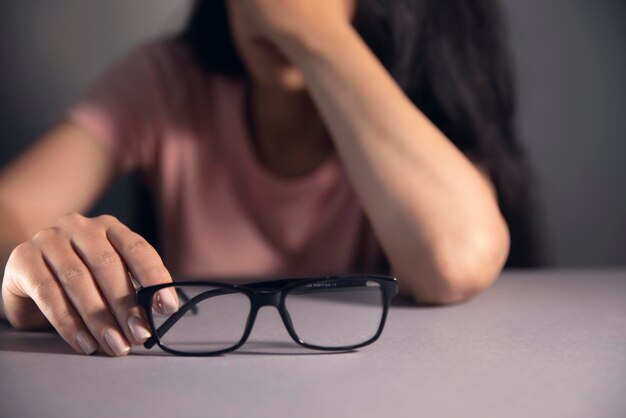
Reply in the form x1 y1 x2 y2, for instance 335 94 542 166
175 288 198 314
144 287 237 349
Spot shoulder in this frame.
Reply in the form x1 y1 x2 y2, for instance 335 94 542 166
139 38 240 108
123 39 199 95
138 38 196 78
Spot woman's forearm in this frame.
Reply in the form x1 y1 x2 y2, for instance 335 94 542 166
0 203 31 320
283 25 510 303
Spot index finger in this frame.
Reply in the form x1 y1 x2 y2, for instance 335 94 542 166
105 223 178 313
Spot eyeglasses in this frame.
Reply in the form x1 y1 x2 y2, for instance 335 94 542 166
135 274 398 356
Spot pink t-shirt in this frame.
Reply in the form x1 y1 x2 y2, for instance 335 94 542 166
68 40 387 280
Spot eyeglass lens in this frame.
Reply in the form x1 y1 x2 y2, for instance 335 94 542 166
285 280 384 348
151 285 250 353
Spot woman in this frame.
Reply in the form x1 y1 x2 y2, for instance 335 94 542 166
0 0 538 356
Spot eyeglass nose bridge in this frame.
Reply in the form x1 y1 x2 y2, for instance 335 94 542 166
253 289 282 307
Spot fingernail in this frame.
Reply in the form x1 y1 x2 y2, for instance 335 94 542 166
75 331 98 355
103 328 131 356
156 289 179 314
128 314 151 341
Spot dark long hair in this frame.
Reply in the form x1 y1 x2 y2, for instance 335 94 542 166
178 0 543 267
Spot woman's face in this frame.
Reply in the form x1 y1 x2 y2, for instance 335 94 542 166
226 0 356 91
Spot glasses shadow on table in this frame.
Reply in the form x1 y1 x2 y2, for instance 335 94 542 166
0 322 356 357
0 292 422 357
134 340 357 357
0 323 76 355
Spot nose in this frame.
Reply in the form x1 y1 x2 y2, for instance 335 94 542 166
254 289 281 307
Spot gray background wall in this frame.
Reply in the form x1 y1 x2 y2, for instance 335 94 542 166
0 1 624 267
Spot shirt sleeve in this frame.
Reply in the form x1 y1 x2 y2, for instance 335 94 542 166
66 41 167 172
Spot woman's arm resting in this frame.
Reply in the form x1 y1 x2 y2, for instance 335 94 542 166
0 121 117 319
1 123 178 357
254 4 511 304
295 27 510 303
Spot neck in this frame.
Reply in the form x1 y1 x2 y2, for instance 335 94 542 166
246 82 333 178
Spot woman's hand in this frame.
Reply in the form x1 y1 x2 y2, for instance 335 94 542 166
1 213 178 356
231 0 355 56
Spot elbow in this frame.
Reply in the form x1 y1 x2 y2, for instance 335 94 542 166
400 222 511 305
408 269 495 306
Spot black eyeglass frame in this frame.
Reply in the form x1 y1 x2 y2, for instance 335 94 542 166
136 274 398 356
